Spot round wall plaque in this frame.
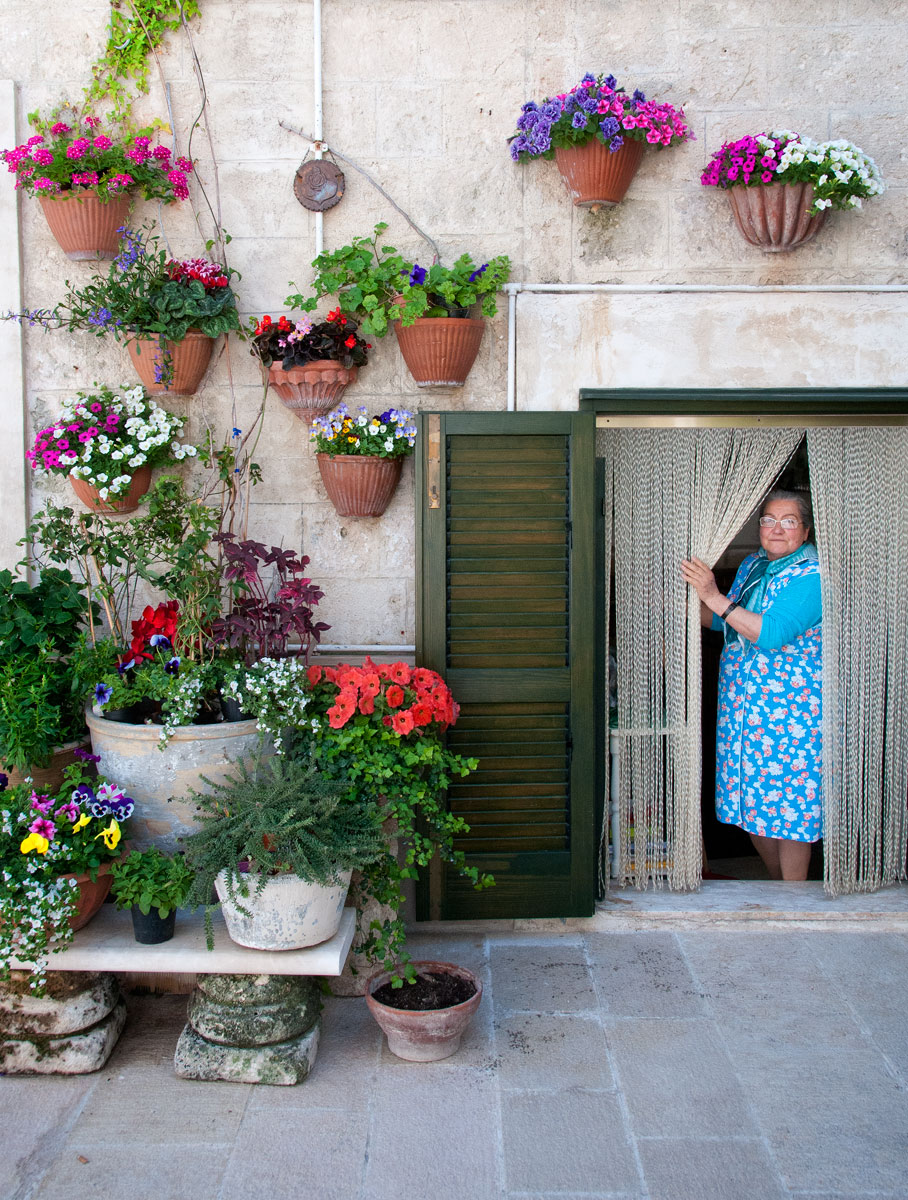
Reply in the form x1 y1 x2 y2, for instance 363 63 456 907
294 159 345 212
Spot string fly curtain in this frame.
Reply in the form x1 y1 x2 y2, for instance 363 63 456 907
599 427 802 889
807 427 908 894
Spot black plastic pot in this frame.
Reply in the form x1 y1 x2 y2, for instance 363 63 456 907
220 695 252 722
130 904 177 944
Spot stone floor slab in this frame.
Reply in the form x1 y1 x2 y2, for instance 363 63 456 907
636 1136 786 1200
607 1017 756 1139
489 940 598 1013
220 1107 369 1199
586 932 707 1018
501 1089 638 1194
31 1143 228 1200
0 1076 97 1199
362 1067 500 1199
495 1011 615 1091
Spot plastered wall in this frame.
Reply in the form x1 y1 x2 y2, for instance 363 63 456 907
2 0 906 641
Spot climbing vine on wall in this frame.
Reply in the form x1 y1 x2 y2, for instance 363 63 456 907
85 0 201 123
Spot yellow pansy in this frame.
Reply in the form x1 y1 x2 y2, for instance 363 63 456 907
20 832 49 855
95 820 121 851
72 813 91 832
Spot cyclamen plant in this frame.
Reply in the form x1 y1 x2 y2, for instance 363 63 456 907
2 108 192 202
700 130 885 213
310 403 417 459
509 71 693 161
27 383 197 500
0 755 133 991
249 309 371 371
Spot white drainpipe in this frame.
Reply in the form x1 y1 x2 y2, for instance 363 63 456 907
503 281 908 412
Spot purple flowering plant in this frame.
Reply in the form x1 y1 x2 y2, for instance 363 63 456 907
286 223 511 338
309 403 417 459
0 759 133 990
508 72 693 162
2 107 193 203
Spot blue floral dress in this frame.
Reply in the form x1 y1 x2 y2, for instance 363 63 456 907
714 544 823 843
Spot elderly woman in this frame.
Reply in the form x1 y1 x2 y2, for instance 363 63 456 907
681 490 822 881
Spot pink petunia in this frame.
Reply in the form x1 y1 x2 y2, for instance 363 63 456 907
29 817 56 839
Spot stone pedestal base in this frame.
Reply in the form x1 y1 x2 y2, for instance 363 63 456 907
174 973 321 1085
0 971 125 1075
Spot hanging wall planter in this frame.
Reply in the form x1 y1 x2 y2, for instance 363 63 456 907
38 189 131 261
393 316 485 387
553 137 646 208
126 330 214 396
68 463 153 514
267 360 358 424
316 453 403 518
701 131 885 252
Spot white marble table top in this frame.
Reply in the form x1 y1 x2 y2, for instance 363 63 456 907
13 906 356 977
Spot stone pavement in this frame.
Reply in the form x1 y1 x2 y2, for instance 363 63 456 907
2 916 908 1199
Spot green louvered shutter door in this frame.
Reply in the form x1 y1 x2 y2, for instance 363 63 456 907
415 411 596 920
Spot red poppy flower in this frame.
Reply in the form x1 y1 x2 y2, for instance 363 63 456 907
385 684 405 709
411 667 438 692
306 664 322 686
388 662 412 685
358 693 375 715
360 672 381 697
411 703 433 727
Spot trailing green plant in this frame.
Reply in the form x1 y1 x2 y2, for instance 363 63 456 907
110 845 194 917
181 755 387 947
85 0 202 125
0 568 98 772
285 222 511 340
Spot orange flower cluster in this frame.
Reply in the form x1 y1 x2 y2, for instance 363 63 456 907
306 659 459 734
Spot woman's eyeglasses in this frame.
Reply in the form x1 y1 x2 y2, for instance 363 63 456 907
759 516 801 530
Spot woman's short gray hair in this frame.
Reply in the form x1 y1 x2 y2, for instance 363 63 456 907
761 488 813 531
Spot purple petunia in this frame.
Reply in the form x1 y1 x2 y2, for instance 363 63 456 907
73 748 101 764
94 683 113 705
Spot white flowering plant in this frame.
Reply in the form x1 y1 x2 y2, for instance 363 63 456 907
27 383 198 501
0 756 132 991
310 403 417 459
701 130 884 214
221 657 311 752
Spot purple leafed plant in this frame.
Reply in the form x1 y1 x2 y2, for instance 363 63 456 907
209 534 330 664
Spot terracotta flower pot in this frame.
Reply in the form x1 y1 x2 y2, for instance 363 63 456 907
5 737 92 793
393 317 484 387
725 181 828 252
366 961 483 1061
266 359 358 424
315 453 403 517
61 860 117 931
553 137 646 208
125 330 214 395
68 463 153 514
37 188 131 260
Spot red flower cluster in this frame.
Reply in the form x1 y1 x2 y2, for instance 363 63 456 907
128 600 179 662
166 258 230 290
253 313 293 338
325 307 348 326
306 659 459 734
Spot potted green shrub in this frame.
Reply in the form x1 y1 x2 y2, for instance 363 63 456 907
0 106 193 259
0 567 98 787
308 403 416 517
0 759 133 991
508 71 693 209
248 309 371 425
110 846 194 943
285 223 510 387
181 755 387 951
700 130 885 251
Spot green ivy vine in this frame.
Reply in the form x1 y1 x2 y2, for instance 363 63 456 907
85 0 201 123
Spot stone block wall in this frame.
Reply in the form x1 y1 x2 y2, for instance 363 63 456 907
1 0 906 640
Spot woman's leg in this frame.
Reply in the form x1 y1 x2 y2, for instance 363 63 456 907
777 838 812 881
749 833 782 879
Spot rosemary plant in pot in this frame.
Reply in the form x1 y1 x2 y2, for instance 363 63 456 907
249 308 371 425
1 107 193 259
181 755 387 951
508 71 693 209
286 223 510 387
308 403 416 518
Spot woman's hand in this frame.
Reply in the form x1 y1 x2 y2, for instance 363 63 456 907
680 557 723 607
